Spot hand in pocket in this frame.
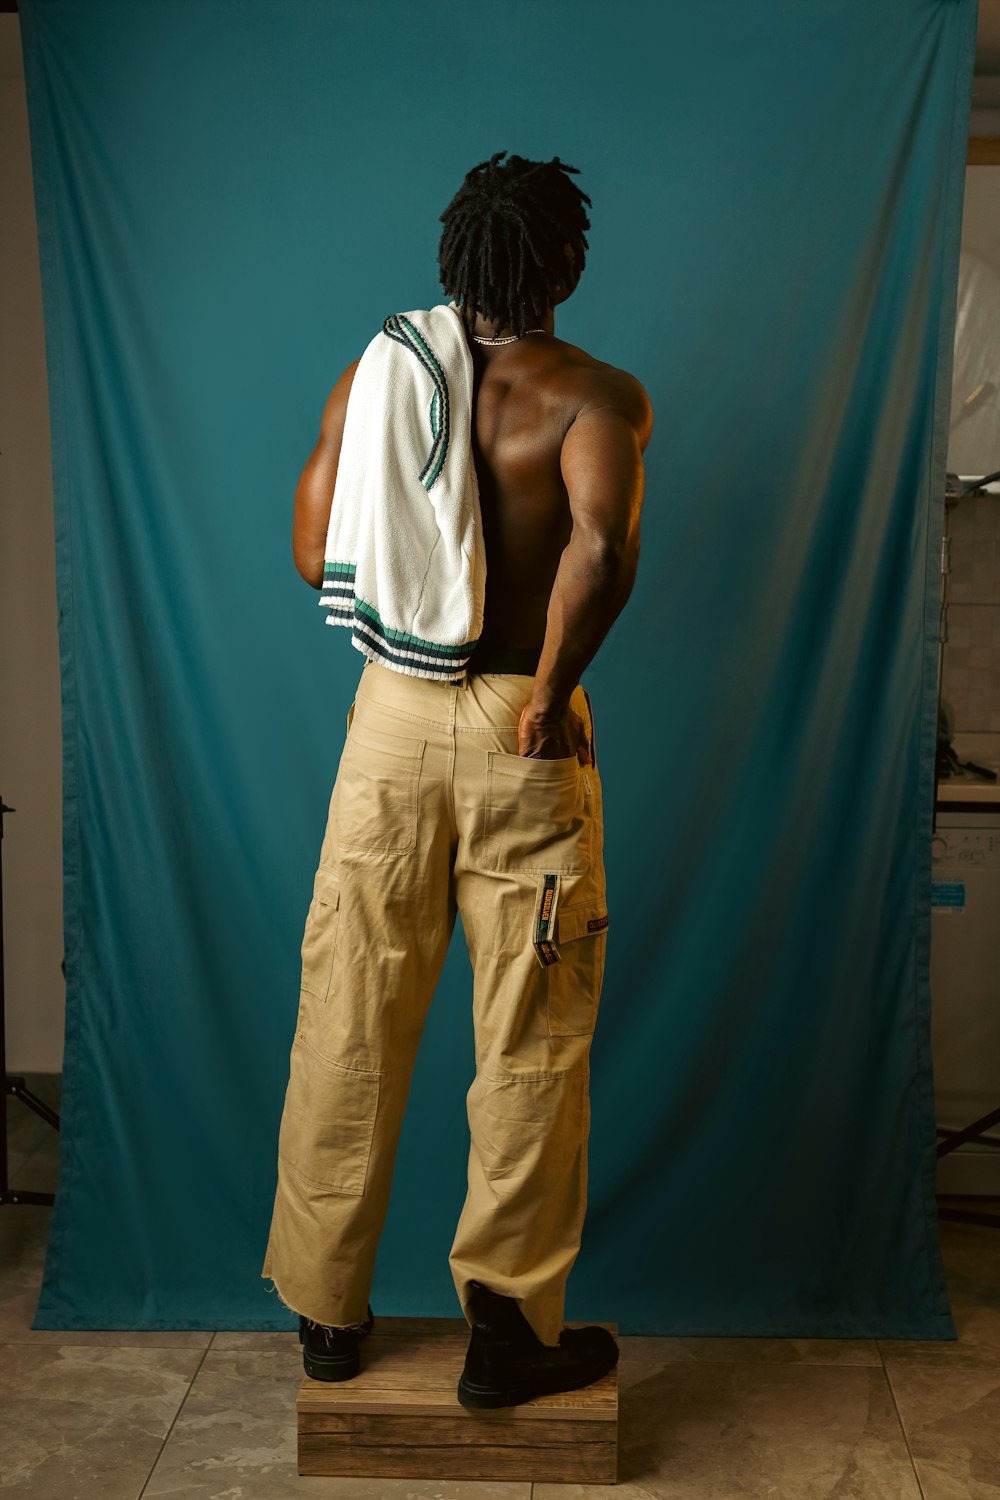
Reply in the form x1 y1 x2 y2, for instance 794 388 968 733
517 701 592 763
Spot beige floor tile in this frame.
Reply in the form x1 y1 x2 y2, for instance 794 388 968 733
0 1341 204 1498
536 1359 922 1499
887 1360 1000 1499
212 1328 304 1349
143 1342 531 1498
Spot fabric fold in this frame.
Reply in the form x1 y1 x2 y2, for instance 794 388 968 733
319 299 486 683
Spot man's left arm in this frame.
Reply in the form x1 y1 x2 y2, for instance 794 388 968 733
292 357 362 589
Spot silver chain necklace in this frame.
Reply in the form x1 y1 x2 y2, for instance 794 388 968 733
470 327 549 345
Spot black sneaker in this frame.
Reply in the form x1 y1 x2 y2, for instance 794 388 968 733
299 1303 375 1381
457 1280 618 1410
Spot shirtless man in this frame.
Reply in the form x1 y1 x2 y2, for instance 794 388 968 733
276 150 653 1409
292 165 652 764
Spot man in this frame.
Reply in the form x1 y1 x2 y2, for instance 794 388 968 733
262 150 653 1410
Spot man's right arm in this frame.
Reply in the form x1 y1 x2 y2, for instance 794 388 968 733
526 372 653 727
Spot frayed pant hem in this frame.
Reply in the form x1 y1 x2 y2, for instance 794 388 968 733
261 1273 370 1331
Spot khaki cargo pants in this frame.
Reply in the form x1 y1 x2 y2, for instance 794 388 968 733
260 657 608 1348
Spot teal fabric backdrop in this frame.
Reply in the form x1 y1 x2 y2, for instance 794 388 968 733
19 0 974 1337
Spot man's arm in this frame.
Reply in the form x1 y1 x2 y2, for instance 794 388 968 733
527 371 653 725
292 357 362 590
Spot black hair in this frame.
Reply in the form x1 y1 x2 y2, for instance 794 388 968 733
437 150 592 340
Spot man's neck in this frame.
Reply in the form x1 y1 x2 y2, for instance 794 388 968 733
467 308 555 340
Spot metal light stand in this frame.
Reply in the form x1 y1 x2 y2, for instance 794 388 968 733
0 796 60 1208
933 470 1000 1228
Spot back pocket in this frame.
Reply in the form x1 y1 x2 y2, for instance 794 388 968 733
335 718 425 856
484 750 587 873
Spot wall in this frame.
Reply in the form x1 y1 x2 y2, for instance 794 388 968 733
941 167 1000 760
0 14 64 1072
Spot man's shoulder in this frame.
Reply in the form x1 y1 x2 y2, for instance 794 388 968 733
551 342 653 449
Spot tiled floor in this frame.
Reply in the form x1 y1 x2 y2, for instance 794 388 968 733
2 1074 998 1498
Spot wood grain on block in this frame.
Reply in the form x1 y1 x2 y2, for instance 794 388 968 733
297 1314 618 1482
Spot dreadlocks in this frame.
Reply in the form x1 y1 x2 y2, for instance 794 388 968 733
437 151 592 340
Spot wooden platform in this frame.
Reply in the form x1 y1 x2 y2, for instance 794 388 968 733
297 1314 619 1483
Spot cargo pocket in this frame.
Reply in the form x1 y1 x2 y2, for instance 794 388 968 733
299 865 342 1000
336 718 425 856
484 749 588 873
546 902 609 1037
277 1035 381 1195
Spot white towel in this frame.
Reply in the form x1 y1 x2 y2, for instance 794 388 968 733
319 300 486 683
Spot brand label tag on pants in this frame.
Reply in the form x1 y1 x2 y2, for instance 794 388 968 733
533 872 563 968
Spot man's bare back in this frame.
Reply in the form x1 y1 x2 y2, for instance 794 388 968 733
467 332 651 656
292 318 652 758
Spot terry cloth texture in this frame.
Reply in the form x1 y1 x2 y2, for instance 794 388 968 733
319 300 487 683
